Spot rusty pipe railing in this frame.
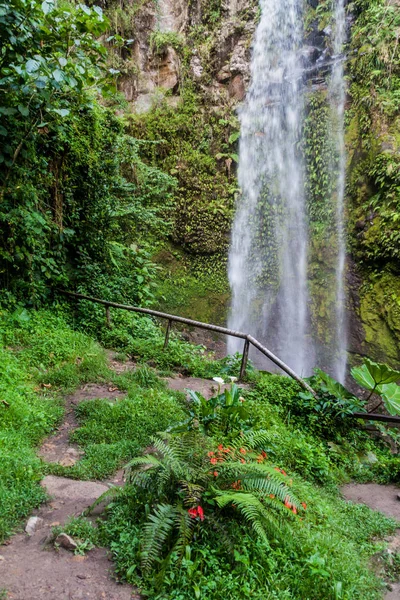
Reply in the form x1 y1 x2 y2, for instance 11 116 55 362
58 289 317 396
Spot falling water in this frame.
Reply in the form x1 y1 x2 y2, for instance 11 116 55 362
329 0 348 383
228 0 348 380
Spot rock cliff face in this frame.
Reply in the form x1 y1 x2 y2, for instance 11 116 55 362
107 0 400 368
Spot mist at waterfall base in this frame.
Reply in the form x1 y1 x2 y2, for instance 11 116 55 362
228 0 348 382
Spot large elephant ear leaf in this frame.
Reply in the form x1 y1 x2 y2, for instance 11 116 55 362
314 368 353 399
364 358 400 386
351 359 400 391
350 363 375 391
379 383 400 416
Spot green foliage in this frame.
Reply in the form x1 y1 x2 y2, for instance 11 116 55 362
0 307 107 541
169 382 251 437
149 31 184 56
123 431 301 580
59 385 187 479
127 90 237 254
0 0 175 305
53 516 100 555
351 358 400 415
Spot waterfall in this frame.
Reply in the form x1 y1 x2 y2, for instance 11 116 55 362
329 0 348 383
228 0 348 380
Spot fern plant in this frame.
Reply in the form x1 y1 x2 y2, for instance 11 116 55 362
124 430 303 578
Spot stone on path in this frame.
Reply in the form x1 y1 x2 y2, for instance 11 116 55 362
55 533 78 552
25 516 44 536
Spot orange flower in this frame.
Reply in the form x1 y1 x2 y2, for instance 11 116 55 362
213 471 219 477
261 451 267 458
292 506 297 515
301 502 307 510
210 457 218 465
218 444 224 451
239 448 246 455
240 458 246 464
207 451 214 457
269 494 275 499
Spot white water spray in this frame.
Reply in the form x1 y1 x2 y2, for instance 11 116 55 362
228 0 348 380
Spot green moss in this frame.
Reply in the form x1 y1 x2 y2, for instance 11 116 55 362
359 273 400 365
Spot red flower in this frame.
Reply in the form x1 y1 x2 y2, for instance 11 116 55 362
218 444 224 451
301 502 307 510
261 451 267 458
239 447 246 455
292 506 297 515
188 506 204 521
210 457 218 465
213 471 219 477
207 451 214 457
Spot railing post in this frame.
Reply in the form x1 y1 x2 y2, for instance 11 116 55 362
239 339 250 381
105 306 112 329
163 319 172 350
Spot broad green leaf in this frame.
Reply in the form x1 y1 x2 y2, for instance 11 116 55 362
0 126 7 136
379 383 400 416
18 104 29 116
58 57 67 67
351 363 374 391
52 108 70 117
41 0 54 15
314 368 353 399
26 59 40 73
364 358 400 385
52 69 64 83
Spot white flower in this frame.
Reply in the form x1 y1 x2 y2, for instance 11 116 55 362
212 377 225 385
228 376 238 383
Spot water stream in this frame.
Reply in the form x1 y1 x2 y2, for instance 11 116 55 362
228 0 347 380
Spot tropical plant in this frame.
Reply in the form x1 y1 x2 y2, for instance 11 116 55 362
168 381 252 437
123 431 303 579
351 358 400 415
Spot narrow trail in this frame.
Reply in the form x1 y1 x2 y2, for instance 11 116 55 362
342 483 400 599
0 354 227 600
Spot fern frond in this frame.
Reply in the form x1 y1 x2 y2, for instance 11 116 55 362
215 491 270 545
140 503 178 575
179 481 205 506
84 485 122 515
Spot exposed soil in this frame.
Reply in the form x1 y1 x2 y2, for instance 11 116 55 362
0 375 134 600
341 483 400 599
0 476 135 600
39 383 126 467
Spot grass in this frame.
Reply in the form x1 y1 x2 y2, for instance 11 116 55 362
1 304 399 599
0 307 109 541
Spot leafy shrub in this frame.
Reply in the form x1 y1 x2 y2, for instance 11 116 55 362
118 431 303 581
169 381 252 438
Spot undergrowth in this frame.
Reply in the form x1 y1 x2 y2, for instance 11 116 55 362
1 306 400 600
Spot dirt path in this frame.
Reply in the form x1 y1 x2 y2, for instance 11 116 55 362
341 483 400 599
0 372 136 600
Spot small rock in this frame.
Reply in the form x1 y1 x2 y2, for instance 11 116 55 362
25 516 44 535
0 555 4 561
55 533 78 551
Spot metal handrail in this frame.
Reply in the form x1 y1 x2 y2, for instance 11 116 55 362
58 289 317 396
